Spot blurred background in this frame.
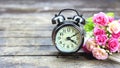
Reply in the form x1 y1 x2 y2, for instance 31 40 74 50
0 0 120 17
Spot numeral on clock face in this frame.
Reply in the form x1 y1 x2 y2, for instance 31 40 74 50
71 44 74 47
59 41 62 44
63 29 66 33
67 45 69 48
67 28 70 32
58 37 61 40
60 32 63 36
63 44 65 47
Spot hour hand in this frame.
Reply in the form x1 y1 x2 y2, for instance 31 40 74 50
67 37 77 45
70 39 77 45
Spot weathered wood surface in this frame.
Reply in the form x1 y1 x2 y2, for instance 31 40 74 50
1 56 119 68
0 0 120 68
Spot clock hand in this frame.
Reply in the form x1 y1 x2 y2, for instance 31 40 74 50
70 39 77 45
66 37 77 45
70 32 79 38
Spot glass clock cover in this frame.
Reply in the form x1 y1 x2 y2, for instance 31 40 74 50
55 26 82 53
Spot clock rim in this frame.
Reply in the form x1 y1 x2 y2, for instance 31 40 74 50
52 22 84 54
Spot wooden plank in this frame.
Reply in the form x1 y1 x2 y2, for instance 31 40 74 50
0 25 53 31
0 56 119 68
0 45 119 64
0 46 57 55
0 45 85 56
0 31 51 38
0 15 54 31
0 13 60 31
0 16 51 25
0 0 120 14
0 38 52 46
0 12 120 31
109 53 120 63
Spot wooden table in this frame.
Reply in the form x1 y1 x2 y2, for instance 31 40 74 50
0 0 120 68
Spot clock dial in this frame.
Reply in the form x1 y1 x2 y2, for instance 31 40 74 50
55 26 82 53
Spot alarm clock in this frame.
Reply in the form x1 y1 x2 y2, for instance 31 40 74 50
52 9 85 54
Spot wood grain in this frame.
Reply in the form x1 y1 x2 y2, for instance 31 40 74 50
109 53 120 63
0 56 120 68
0 37 52 46
0 46 85 56
0 31 51 38
0 46 57 55
0 0 120 14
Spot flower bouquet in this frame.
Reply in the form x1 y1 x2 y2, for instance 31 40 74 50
83 12 120 60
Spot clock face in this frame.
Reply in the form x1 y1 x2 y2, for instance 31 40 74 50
55 25 82 53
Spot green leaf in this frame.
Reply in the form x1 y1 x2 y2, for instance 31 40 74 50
106 12 114 17
84 17 94 32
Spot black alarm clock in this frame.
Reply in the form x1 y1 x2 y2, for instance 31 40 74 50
52 9 85 54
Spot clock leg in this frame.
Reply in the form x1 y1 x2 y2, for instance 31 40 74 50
56 52 62 58
73 53 80 58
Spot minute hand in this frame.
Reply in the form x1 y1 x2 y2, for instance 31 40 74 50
70 32 79 38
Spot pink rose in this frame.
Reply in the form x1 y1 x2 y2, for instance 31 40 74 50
118 44 120 52
93 12 109 26
82 45 91 53
112 32 120 39
85 38 97 52
107 38 119 52
92 48 108 60
107 21 120 34
95 35 108 46
94 26 106 36
118 19 120 23
108 16 114 23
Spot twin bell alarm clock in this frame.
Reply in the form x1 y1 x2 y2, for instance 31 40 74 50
52 9 85 54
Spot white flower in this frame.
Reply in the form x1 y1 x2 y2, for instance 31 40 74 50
107 21 120 34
